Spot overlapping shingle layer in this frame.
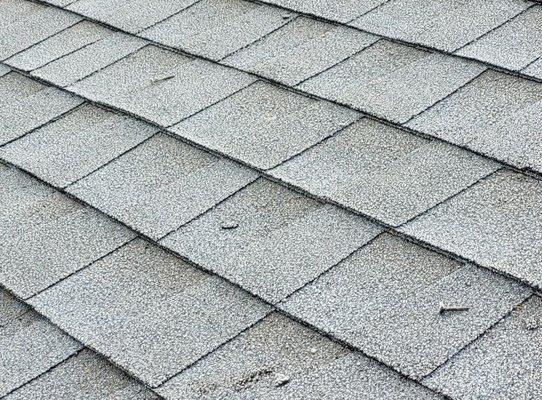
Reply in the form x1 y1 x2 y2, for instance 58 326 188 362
1 0 541 398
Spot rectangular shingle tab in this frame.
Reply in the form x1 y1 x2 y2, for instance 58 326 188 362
223 17 378 85
161 178 382 303
407 70 542 173
351 0 529 52
141 0 292 60
159 312 440 400
29 239 271 387
171 81 359 169
282 234 531 379
0 103 158 187
299 40 485 123
271 118 499 226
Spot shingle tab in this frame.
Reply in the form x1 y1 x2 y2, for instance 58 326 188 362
524 57 542 80
161 178 382 303
424 295 542 399
5 350 157 400
271 118 499 226
407 70 542 173
282 234 531 379
351 0 529 52
68 134 258 239
299 40 485 123
0 64 11 77
29 239 271 387
400 170 542 289
69 45 256 126
223 17 378 85
142 0 292 60
171 81 359 169
159 312 439 400
0 104 158 187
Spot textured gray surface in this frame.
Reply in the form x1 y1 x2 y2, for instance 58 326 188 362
524 57 542 79
407 70 542 173
299 40 485 123
456 7 542 71
282 234 531 379
161 179 382 303
158 312 439 400
5 349 157 400
223 17 378 85
351 0 529 52
30 239 271 387
0 104 158 187
171 81 359 169
68 134 258 239
142 0 291 60
271 118 499 226
0 289 29 327
401 170 542 289
424 296 542 400
69 45 256 126
0 64 10 77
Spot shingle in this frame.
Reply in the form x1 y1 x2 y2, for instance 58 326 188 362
5 20 110 72
67 134 258 239
0 292 82 397
282 234 531 379
158 312 439 400
67 0 199 33
69 45 256 126
0 64 11 77
299 40 485 123
170 81 359 170
32 31 146 87
141 0 292 60
29 239 271 387
161 178 382 303
400 170 542 289
0 2 81 60
0 289 29 327
406 70 542 173
0 73 83 145
5 349 157 400
0 165 135 299
260 0 388 23
423 296 542 400
271 118 499 226
0 104 158 187
223 17 378 85
351 0 529 52
456 7 542 71
524 57 542 80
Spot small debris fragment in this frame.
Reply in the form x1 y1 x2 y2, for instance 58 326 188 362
221 223 239 230
282 14 292 20
309 347 318 354
274 373 290 387
152 75 175 84
524 318 540 331
439 305 470 314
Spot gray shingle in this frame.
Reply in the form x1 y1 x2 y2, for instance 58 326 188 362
406 70 542 173
5 20 110 72
400 170 542 289
160 178 382 303
69 45 256 126
32 31 146 87
0 289 29 327
142 0 292 60
0 291 82 397
67 0 199 33
351 0 529 52
29 239 271 387
170 81 359 170
524 57 542 80
0 73 83 145
0 64 11 77
67 134 258 239
0 104 158 187
282 234 531 379
5 349 157 400
223 17 378 85
271 118 499 226
424 296 542 400
0 2 81 60
299 40 485 123
0 165 135 299
158 312 439 400
456 7 542 71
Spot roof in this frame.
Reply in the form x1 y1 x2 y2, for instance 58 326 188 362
0 0 541 398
